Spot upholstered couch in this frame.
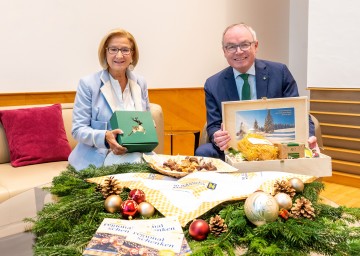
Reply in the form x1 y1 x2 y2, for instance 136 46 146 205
0 103 164 237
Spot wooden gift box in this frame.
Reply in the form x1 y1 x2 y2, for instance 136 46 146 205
222 96 332 177
110 111 158 153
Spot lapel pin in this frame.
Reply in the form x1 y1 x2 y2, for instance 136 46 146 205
263 76 267 80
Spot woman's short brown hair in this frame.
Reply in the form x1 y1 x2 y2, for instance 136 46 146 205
98 28 139 69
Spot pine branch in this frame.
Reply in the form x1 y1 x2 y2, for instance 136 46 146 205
26 163 360 256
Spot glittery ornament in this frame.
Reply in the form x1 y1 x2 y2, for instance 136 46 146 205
274 192 293 210
104 195 122 213
288 178 304 192
121 199 138 219
189 219 210 241
244 191 279 226
138 202 155 217
128 189 146 204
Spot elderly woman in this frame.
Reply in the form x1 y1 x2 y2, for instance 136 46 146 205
69 28 150 171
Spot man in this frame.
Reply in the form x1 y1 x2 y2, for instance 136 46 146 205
195 23 318 160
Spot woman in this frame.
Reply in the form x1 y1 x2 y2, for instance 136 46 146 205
68 28 150 171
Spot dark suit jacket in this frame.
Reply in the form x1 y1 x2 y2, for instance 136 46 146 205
204 59 314 143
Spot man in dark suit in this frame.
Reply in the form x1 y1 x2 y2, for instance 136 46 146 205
195 23 318 160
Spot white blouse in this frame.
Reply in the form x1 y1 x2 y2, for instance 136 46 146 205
109 74 136 111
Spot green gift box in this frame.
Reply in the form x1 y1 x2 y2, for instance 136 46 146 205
110 111 158 153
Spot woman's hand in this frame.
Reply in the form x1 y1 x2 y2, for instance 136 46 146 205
213 123 231 151
105 129 128 155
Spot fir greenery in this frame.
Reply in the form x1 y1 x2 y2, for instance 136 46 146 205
26 164 360 256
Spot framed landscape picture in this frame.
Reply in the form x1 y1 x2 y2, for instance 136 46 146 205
222 96 309 150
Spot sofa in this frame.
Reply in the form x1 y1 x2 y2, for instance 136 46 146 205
0 103 164 237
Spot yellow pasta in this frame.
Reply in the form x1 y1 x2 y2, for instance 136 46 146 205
237 133 278 161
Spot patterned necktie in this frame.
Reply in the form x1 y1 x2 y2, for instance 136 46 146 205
240 73 250 100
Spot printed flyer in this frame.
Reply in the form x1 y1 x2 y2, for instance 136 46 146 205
83 217 191 255
87 171 315 227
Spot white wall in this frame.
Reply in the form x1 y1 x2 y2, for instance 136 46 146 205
0 0 292 92
289 0 309 98
307 0 360 88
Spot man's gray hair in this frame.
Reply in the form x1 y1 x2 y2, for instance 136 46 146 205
222 23 257 47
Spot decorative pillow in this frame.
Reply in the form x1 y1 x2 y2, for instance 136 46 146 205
0 104 72 167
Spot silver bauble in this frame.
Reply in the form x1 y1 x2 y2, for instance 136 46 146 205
104 195 122 213
274 192 293 210
288 178 304 192
138 202 155 217
244 191 279 226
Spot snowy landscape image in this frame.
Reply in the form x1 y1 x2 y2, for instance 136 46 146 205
235 107 296 143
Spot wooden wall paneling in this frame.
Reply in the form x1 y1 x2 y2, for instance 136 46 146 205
310 88 360 187
149 88 206 155
322 135 360 151
320 124 360 139
0 92 76 107
310 101 360 114
0 93 26 106
311 111 360 126
331 160 360 176
323 147 360 164
149 88 206 131
25 92 76 105
310 88 360 101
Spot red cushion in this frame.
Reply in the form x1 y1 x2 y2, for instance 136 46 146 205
0 104 72 167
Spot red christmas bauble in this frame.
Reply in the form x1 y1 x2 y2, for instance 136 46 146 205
189 219 210 241
121 199 138 219
129 189 146 204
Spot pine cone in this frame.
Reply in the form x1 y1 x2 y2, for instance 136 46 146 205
209 215 228 236
96 176 123 199
290 197 316 220
274 180 296 198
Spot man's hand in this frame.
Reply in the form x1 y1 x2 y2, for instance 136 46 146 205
105 129 128 155
308 136 320 154
213 123 231 151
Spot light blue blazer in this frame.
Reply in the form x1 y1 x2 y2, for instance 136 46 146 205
68 69 150 171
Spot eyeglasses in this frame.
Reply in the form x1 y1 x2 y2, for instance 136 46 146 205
106 47 132 55
224 42 255 53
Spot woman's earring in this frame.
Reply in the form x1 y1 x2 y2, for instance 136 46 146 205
128 62 134 71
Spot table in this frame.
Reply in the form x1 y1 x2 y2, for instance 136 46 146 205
164 129 200 155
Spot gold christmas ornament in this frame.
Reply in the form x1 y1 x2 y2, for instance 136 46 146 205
104 195 122 213
138 202 155 217
274 192 293 210
288 178 304 193
244 191 279 226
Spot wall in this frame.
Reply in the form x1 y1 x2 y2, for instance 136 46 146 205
307 0 360 88
0 0 292 92
289 0 309 98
